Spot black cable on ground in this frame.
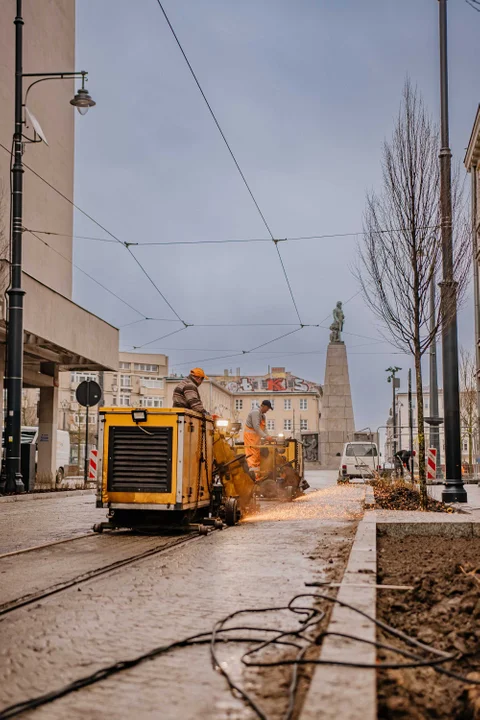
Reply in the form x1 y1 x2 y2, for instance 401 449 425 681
0 589 478 720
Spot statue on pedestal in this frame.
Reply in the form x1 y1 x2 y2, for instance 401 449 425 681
329 301 344 343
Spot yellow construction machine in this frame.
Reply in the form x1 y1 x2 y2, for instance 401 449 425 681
93 407 256 533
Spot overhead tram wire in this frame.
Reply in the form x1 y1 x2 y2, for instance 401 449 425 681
172 327 306 369
25 230 148 321
153 0 303 326
0 142 187 328
25 224 442 247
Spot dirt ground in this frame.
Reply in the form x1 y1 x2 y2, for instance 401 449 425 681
377 535 480 719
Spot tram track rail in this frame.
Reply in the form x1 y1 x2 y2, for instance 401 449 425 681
0 532 96 560
0 531 202 619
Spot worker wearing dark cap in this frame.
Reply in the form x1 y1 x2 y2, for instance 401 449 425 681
244 400 273 476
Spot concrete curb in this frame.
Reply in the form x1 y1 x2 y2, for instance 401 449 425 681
0 489 95 504
301 518 377 720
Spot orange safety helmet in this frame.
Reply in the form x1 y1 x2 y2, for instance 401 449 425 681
190 367 208 380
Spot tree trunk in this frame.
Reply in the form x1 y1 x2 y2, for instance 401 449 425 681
414 346 427 508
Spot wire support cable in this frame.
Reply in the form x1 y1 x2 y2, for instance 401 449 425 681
0 142 187 327
25 230 147 320
0 588 477 720
153 1 302 324
24 224 443 247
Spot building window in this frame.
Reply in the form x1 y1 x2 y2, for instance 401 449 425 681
119 361 131 370
424 399 429 410
141 377 164 389
300 419 308 431
463 440 468 452
284 419 292 431
269 399 275 410
284 399 292 410
142 397 163 408
120 375 131 388
71 371 98 384
251 401 260 410
267 419 275 432
235 399 243 411
119 394 131 407
300 399 308 411
134 363 159 373
261 379 268 390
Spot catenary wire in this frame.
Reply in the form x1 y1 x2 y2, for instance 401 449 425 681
25 230 147 320
26 224 442 247
153 0 303 324
133 326 189 350
0 142 187 326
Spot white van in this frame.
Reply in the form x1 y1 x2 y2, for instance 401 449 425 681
21 427 70 481
338 441 379 481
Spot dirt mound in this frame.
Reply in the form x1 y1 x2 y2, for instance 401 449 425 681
372 479 454 512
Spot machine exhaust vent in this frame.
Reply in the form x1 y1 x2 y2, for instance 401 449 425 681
107 426 173 493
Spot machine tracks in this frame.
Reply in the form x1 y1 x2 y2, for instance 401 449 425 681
0 531 201 618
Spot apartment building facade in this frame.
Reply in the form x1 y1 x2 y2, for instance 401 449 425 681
212 368 322 459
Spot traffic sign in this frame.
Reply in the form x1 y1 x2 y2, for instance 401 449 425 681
76 379 102 408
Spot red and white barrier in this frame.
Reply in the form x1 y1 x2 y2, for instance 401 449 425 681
88 448 98 482
427 447 436 480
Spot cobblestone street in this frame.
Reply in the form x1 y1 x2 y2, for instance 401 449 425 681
0 471 366 719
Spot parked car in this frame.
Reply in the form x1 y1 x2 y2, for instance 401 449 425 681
338 441 380 481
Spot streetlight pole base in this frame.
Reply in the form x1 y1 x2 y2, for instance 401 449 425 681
442 480 468 503
14 472 25 494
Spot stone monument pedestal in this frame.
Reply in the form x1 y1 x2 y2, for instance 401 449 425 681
320 342 355 470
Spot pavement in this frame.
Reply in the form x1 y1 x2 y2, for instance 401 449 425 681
0 470 367 719
0 492 104 555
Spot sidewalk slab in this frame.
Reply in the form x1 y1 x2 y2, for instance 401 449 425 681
301 518 377 720
0 489 94 504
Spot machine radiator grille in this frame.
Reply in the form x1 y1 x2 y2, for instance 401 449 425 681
107 426 173 493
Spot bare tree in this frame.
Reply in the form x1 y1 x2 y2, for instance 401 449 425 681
459 347 478 474
355 81 470 507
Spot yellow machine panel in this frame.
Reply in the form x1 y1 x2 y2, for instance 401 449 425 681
94 408 256 532
96 408 213 519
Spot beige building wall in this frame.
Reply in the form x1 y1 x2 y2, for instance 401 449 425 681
0 0 76 297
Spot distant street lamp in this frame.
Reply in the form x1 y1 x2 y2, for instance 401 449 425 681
0 0 95 495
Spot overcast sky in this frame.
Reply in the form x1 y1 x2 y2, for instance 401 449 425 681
73 0 479 433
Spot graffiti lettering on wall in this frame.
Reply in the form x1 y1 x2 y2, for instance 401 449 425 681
218 374 320 394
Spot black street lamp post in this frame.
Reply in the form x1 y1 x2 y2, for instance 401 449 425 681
437 0 467 502
0 0 95 494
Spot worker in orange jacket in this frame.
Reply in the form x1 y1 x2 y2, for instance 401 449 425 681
244 400 273 477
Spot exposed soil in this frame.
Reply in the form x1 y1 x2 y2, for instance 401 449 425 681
372 479 455 512
377 535 480 719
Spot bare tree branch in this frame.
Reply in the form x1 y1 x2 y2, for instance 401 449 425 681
354 80 471 505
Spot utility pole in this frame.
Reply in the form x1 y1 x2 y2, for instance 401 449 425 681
429 271 442 477
386 367 401 471
438 0 467 501
471 164 480 459
408 370 414 476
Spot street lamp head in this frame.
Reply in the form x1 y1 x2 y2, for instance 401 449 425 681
70 87 96 115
